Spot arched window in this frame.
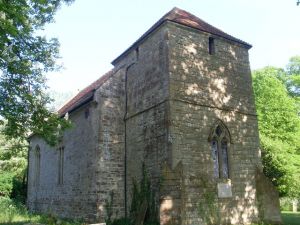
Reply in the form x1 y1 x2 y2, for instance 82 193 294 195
57 146 64 185
209 121 231 179
34 145 40 186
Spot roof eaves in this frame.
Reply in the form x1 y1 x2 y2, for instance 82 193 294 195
66 90 95 115
112 8 252 65
169 20 252 49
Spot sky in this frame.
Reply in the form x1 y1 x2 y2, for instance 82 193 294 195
44 0 300 92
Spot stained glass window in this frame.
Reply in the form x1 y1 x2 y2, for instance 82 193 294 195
211 140 219 178
210 122 230 179
221 139 229 179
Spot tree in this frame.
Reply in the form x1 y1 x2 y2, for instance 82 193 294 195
0 124 28 201
285 56 300 98
253 68 300 144
252 66 300 197
47 90 76 112
0 123 28 173
0 0 73 146
285 56 300 116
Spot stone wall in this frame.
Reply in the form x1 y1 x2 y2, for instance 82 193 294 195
123 25 170 213
27 100 100 221
256 168 282 224
94 68 126 221
28 68 127 223
167 22 262 224
27 18 281 225
160 162 183 225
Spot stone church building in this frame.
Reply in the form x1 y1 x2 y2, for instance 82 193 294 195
27 8 282 225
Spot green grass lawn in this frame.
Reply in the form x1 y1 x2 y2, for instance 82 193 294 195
0 197 82 225
1 197 300 225
281 211 300 225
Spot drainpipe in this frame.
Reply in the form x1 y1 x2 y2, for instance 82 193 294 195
124 61 137 218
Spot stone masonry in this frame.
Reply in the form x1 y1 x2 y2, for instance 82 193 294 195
27 7 282 225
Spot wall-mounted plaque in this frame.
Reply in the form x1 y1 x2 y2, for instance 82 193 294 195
218 182 232 198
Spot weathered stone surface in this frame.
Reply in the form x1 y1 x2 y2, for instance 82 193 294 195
27 8 281 225
27 100 101 221
256 168 282 224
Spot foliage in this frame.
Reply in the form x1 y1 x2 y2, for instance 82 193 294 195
0 124 28 202
0 197 84 225
0 171 14 197
0 171 27 202
130 164 159 225
252 68 300 144
286 56 300 97
107 218 132 225
105 164 159 225
285 56 300 115
0 89 75 202
197 176 220 225
280 197 298 211
48 90 76 111
260 135 300 197
0 125 27 174
105 191 114 225
0 0 73 146
0 197 28 224
11 174 27 203
252 60 300 198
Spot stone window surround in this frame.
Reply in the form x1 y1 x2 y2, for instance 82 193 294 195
208 120 232 181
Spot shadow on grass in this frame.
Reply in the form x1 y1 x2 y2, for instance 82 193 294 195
281 211 300 225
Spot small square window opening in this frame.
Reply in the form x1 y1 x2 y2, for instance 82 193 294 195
209 37 215 55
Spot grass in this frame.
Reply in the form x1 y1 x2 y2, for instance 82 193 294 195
0 197 83 225
281 211 300 225
1 197 300 225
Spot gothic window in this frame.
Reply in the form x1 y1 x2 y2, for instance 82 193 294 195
209 121 231 179
34 145 40 186
211 139 219 178
58 146 64 185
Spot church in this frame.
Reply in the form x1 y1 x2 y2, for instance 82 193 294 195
27 7 282 225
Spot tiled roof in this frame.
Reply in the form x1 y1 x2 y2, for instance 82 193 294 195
58 70 114 116
112 7 251 65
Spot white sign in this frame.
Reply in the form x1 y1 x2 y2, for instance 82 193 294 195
217 182 232 198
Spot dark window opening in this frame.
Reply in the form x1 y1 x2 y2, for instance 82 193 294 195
58 146 64 185
85 108 90 119
209 37 215 55
135 47 139 60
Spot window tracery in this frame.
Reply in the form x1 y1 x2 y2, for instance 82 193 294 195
209 121 231 179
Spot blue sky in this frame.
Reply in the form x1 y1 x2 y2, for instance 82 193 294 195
44 0 300 92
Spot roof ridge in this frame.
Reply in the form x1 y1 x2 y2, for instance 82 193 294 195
112 7 251 65
166 7 251 47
